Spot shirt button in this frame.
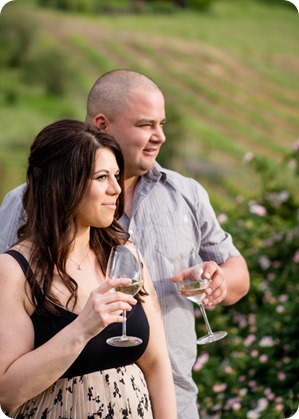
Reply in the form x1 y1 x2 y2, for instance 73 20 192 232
129 229 134 235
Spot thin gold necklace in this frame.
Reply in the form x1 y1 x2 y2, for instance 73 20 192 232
68 249 90 270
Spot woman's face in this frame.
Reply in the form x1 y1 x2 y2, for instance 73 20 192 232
76 147 122 229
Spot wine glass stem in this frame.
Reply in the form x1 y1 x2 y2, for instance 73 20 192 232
122 310 127 338
198 303 213 335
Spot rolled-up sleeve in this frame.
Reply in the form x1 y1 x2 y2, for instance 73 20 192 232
0 183 26 253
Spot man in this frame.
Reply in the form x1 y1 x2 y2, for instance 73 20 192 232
0 69 250 418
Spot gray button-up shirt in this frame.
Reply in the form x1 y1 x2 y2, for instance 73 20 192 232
0 164 240 418
120 164 240 418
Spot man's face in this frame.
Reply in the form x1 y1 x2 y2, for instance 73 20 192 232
107 88 166 180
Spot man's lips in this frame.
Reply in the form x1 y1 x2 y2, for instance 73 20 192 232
143 147 159 155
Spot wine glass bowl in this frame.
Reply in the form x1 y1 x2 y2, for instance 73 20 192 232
177 266 210 304
175 254 227 345
106 243 143 347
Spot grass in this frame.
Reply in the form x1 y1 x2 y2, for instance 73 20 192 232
0 0 298 211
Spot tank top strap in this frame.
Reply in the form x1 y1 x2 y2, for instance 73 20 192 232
5 249 33 276
5 249 43 306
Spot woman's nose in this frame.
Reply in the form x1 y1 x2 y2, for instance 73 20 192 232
109 178 122 195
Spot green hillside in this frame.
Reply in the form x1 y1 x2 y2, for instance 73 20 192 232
0 1 299 211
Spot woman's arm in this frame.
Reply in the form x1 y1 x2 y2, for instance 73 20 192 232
136 263 177 419
0 254 136 413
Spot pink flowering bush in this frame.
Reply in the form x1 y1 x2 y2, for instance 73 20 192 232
194 142 299 418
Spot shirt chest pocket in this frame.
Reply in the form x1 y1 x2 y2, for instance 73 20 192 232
150 210 197 262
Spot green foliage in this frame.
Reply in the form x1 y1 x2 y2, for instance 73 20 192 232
0 9 77 98
21 38 77 96
186 0 214 11
156 104 185 168
194 142 299 418
34 0 215 13
0 8 36 67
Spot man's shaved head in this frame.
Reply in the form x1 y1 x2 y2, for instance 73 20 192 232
85 69 161 123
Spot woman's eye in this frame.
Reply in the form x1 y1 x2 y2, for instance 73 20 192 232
97 175 107 181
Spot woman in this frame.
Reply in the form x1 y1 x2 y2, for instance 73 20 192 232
0 120 176 418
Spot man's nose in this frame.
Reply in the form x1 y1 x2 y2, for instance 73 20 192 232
153 125 166 144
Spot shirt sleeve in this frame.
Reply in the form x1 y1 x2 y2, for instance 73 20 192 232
0 184 26 253
192 178 240 263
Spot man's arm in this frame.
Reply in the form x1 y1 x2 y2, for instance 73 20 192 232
201 255 250 306
0 184 26 253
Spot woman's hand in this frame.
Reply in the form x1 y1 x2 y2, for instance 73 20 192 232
75 277 137 340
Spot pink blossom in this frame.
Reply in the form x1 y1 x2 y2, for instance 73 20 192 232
224 365 234 374
288 158 297 170
193 352 209 371
276 305 285 313
251 349 259 357
259 336 275 348
278 294 288 303
275 404 284 412
239 388 248 396
259 256 271 270
248 314 256 325
264 292 276 304
257 398 268 411
194 307 201 318
264 388 275 401
232 402 242 411
249 202 267 217
292 139 299 150
212 383 227 393
247 410 260 419
277 372 286 381
259 354 268 363
243 152 254 163
267 273 275 281
236 195 245 204
217 213 228 224
244 334 256 347
293 250 299 263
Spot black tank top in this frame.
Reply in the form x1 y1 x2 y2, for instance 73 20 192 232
6 250 150 379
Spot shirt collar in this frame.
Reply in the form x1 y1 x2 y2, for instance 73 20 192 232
144 162 167 184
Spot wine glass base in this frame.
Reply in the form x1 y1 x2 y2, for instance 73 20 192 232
196 331 227 345
106 336 143 347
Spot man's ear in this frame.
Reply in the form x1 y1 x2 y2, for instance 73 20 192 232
93 114 109 132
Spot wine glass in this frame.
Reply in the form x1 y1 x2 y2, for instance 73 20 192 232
175 253 227 345
106 243 143 347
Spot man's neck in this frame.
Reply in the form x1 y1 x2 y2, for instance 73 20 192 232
124 176 139 218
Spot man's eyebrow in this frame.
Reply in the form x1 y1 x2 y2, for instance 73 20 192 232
136 118 166 124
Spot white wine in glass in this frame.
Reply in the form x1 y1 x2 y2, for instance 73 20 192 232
106 243 143 347
176 253 227 345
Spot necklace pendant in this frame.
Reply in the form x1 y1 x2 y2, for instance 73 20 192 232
77 265 82 270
